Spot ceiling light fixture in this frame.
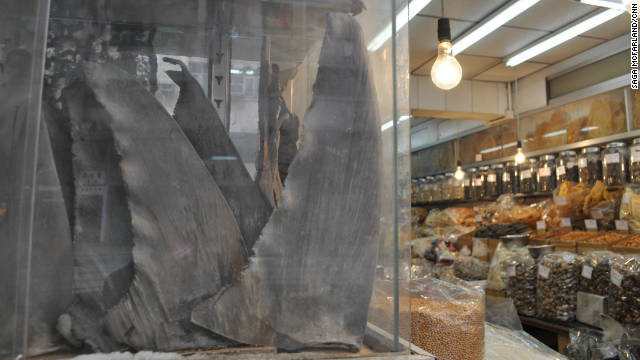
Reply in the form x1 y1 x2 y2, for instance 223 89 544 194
506 8 623 66
431 18 462 90
367 0 433 52
454 161 465 180
577 0 627 11
515 141 526 164
452 0 541 55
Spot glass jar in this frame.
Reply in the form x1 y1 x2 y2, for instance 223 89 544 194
602 142 628 186
520 158 538 193
433 175 444 201
630 138 640 184
477 166 489 200
443 172 454 200
487 164 502 198
578 147 602 186
424 176 434 202
537 154 556 192
471 168 483 200
452 171 465 200
466 168 476 200
556 150 578 183
502 161 516 194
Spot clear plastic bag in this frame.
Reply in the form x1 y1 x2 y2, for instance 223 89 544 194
608 255 640 325
410 278 485 360
492 194 542 228
485 296 523 331
487 240 528 291
537 252 583 322
620 185 640 234
579 251 620 296
454 256 489 281
484 322 567 360
506 252 537 316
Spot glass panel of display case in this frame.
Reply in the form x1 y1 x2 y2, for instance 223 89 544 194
0 0 411 357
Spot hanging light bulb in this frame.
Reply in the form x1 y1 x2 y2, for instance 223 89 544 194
515 140 526 164
454 161 464 180
431 18 462 90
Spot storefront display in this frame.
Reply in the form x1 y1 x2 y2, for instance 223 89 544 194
602 142 628 186
488 164 503 198
520 158 538 193
503 161 518 194
538 155 556 192
579 147 603 186
556 150 579 183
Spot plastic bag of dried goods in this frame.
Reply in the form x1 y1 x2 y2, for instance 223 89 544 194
454 256 489 281
536 252 583 322
620 185 640 234
485 323 567 360
411 278 484 360
486 240 528 291
506 252 537 316
579 251 621 296
608 255 640 325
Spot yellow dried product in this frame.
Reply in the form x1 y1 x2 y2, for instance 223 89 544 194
620 187 640 233
582 232 628 245
558 231 594 244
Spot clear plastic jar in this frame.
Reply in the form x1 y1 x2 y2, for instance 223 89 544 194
471 168 483 200
630 138 640 184
520 158 538 193
466 168 476 200
538 154 556 192
578 147 602 186
602 142 628 186
487 164 502 198
477 166 489 200
502 161 516 194
443 172 454 200
556 150 578 183
433 175 444 201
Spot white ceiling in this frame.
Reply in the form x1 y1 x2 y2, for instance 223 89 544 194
410 0 630 82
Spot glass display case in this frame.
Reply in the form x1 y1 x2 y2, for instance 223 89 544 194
0 0 411 358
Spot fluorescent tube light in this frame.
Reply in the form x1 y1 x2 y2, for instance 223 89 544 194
452 0 541 55
368 0 433 52
579 0 627 11
506 8 623 66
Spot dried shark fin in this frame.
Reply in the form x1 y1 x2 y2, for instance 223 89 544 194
192 12 382 351
255 39 284 207
82 61 248 351
56 81 133 352
164 57 271 250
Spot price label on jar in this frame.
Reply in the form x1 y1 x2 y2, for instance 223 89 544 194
539 167 551 177
508 266 516 277
475 154 482 162
579 158 588 168
582 265 593 279
464 179 470 186
536 220 546 231
474 178 483 186
605 153 620 164
557 165 566 176
611 269 623 287
585 219 598 231
567 161 577 168
538 265 550 279
560 217 572 228
522 170 532 179
487 174 497 183
555 196 567 206
503 173 511 182
616 220 629 231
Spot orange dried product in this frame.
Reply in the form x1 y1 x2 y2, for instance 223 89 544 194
616 235 640 248
558 231 594 243
581 232 628 245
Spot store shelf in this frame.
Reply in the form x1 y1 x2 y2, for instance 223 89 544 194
412 192 553 207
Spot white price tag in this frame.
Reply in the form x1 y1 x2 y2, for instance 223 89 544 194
579 158 588 168
475 154 483 162
475 215 483 222
538 265 550 279
591 210 603 220
624 192 631 204
605 153 620 164
536 220 547 230
508 266 516 277
539 167 552 177
616 220 629 231
555 196 567 206
474 178 483 186
464 179 470 186
557 166 566 176
503 173 511 182
611 269 623 287
488 174 497 183
633 150 640 163
567 161 577 169
522 170 532 179
582 265 593 279
561 217 572 228
585 219 598 230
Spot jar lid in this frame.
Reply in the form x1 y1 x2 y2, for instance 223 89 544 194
491 163 504 169
469 167 477 172
445 172 454 176
541 154 555 161
426 176 435 180
527 158 538 163
565 150 577 156
582 146 600 154
606 142 626 148
633 137 640 145
436 174 445 179
480 165 490 170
